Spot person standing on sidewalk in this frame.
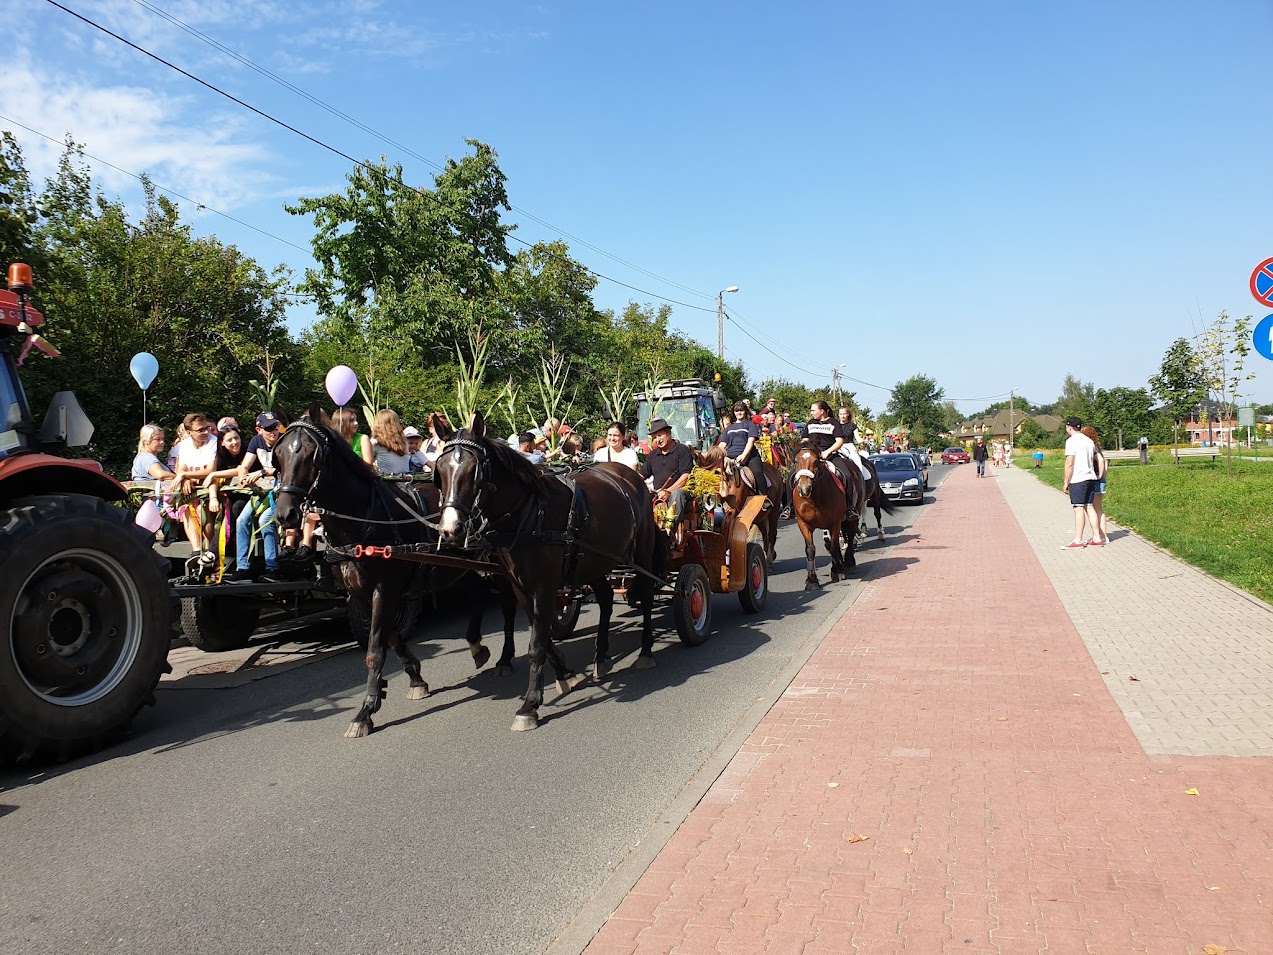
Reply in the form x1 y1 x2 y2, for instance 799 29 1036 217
1081 425 1109 544
1061 416 1100 549
972 436 989 477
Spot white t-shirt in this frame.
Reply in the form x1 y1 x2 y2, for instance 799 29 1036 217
1064 431 1098 482
175 435 218 471
593 446 639 467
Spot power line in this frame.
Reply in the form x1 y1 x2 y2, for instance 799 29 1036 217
129 0 717 304
0 112 315 259
45 0 714 314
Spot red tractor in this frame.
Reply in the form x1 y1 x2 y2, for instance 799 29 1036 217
0 264 172 762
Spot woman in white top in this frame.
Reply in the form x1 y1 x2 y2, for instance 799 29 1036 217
371 409 411 476
169 412 219 570
592 421 639 469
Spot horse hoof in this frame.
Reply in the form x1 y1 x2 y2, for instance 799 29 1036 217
877 532 885 542
495 663 514 678
406 683 429 701
631 654 656 670
511 713 539 732
555 673 586 696
591 660 610 680
804 579 821 591
472 645 491 669
344 720 373 739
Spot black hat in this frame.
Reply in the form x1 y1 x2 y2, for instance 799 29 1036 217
1064 416 1082 429
648 417 672 434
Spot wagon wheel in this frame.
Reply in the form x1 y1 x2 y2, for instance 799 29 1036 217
737 541 769 614
554 592 583 637
672 564 712 646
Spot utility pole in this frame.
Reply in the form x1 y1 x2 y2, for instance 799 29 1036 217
1008 389 1015 447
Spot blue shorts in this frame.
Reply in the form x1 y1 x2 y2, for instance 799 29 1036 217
1095 480 1107 494
1069 480 1096 506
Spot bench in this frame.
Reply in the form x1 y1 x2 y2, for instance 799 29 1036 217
1102 447 1225 463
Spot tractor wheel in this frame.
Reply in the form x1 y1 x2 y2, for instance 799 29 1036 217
672 564 713 646
180 596 260 653
0 494 172 763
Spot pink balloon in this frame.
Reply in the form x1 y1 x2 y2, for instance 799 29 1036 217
325 365 358 406
135 499 163 533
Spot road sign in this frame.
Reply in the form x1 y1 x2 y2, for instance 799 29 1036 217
1255 313 1273 361
1238 406 1255 427
1250 258 1273 308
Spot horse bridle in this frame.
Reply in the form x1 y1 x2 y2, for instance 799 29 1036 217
275 420 331 511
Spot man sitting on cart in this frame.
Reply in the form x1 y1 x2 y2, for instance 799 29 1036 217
641 417 694 546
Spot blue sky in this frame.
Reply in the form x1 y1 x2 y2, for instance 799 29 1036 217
7 0 1272 415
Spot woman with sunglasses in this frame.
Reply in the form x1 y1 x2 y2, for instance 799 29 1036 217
592 421 639 470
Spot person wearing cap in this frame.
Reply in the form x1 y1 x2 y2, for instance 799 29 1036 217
640 417 694 539
1060 416 1100 550
226 413 285 581
403 426 430 473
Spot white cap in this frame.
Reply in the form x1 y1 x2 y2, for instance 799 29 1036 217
403 426 421 438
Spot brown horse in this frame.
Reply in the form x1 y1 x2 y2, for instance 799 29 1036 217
432 412 664 732
693 445 781 566
791 446 864 590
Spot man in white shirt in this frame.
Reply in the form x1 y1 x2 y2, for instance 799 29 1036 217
1061 416 1100 549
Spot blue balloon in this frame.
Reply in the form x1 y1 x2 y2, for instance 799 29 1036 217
130 352 159 391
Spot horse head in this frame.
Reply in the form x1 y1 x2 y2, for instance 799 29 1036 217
431 411 491 548
793 447 822 499
273 418 332 533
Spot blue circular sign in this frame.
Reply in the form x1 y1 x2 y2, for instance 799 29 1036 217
1255 313 1273 361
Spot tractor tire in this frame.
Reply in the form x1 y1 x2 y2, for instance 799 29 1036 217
0 493 173 763
180 596 261 653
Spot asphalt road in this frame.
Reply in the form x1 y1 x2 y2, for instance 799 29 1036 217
1 466 955 955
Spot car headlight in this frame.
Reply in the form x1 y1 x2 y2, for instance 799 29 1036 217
903 477 920 486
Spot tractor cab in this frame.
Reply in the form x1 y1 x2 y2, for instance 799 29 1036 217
634 378 730 452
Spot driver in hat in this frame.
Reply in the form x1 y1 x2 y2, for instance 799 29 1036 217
640 417 694 541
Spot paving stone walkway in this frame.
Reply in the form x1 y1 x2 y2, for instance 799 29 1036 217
580 463 1273 954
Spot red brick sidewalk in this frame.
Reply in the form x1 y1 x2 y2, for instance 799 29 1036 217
583 465 1273 954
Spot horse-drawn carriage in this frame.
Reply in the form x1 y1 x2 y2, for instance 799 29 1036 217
265 410 777 737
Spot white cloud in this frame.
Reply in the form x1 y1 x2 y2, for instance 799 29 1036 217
0 57 276 211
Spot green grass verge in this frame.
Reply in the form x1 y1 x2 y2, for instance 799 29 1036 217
1014 453 1273 604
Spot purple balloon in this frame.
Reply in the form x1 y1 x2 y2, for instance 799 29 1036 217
135 499 163 533
325 365 358 406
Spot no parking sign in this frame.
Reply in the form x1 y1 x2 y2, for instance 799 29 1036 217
1250 258 1273 309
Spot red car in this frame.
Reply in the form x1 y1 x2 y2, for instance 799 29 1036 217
941 447 970 464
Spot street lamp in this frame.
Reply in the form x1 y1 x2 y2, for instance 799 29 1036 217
716 285 739 360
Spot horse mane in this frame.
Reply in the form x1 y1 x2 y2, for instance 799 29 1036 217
695 445 727 470
460 429 546 496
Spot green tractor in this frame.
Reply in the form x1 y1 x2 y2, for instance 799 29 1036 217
0 264 172 763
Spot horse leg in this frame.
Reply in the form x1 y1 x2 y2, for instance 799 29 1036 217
800 522 821 591
496 578 518 677
346 597 388 739
513 597 548 732
463 575 492 671
390 631 429 701
828 525 844 583
590 579 614 680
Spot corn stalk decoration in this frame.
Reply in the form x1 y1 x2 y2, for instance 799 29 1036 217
448 327 508 428
357 365 384 431
248 348 280 414
599 376 633 426
641 368 666 428
497 378 521 438
534 351 578 451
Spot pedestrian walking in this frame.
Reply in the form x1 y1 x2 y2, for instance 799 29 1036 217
1060 416 1100 549
1081 426 1108 544
1032 449 1044 469
972 436 989 477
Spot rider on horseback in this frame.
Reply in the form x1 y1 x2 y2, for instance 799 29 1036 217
719 402 766 494
801 400 856 509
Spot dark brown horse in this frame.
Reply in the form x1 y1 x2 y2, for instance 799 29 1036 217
693 445 781 566
272 419 519 738
851 456 897 542
790 446 864 590
431 412 664 732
